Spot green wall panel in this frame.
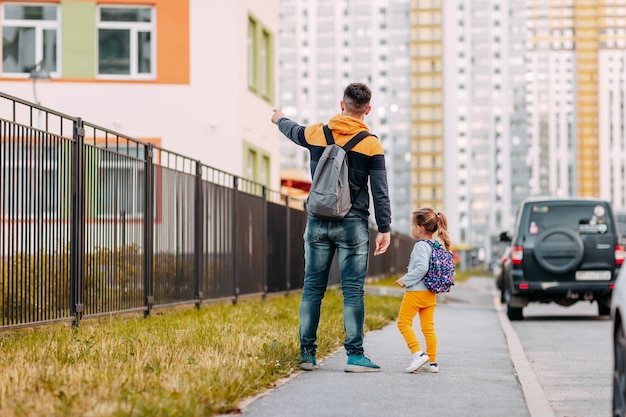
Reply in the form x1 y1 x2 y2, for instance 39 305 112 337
61 1 96 78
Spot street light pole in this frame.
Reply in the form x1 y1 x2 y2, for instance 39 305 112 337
29 61 51 127
29 61 51 106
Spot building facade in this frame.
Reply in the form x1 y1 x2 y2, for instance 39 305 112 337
0 0 280 189
526 1 626 207
414 0 528 263
278 0 528 258
277 0 413 232
277 0 626 265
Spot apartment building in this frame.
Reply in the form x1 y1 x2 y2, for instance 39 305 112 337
588 2 626 208
526 1 626 208
600 44 626 208
278 0 527 259
526 1 579 198
0 0 280 188
414 0 528 263
410 1 445 229
277 0 413 232
277 0 626 266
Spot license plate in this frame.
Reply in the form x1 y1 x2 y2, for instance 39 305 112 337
575 270 611 281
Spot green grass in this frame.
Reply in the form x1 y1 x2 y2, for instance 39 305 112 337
0 289 400 417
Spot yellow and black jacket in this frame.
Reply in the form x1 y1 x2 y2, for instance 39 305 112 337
277 114 391 233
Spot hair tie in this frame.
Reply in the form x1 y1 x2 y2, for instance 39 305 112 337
436 212 440 218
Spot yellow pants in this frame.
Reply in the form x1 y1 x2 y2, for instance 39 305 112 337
397 290 437 362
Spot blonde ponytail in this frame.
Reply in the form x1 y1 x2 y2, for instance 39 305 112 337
435 212 452 252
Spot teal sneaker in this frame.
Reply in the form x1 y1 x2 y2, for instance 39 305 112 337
344 354 381 373
300 352 317 371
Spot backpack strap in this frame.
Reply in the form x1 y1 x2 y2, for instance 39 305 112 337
322 125 335 145
343 131 372 152
322 125 372 151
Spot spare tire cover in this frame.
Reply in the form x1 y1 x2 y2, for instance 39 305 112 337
533 227 584 274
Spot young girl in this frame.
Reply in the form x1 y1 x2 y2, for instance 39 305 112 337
394 207 452 373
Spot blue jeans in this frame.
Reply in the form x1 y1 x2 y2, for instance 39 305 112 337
299 213 370 357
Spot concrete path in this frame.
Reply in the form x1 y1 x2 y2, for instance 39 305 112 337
230 277 550 417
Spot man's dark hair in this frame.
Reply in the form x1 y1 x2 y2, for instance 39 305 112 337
343 83 371 114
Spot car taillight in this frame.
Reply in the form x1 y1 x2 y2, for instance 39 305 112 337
518 282 530 290
511 245 523 265
616 245 625 265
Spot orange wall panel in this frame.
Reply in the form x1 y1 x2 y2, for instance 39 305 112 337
155 0 190 84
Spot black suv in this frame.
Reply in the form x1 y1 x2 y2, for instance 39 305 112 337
500 197 624 320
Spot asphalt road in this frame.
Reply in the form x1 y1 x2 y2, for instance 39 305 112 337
231 277 543 417
511 301 612 417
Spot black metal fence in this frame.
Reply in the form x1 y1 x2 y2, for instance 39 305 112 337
0 91 414 329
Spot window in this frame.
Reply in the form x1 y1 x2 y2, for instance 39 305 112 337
2 143 61 219
247 17 256 88
95 145 145 219
2 4 59 76
243 142 270 188
247 14 274 102
246 148 257 180
260 29 270 97
260 155 269 186
97 6 155 79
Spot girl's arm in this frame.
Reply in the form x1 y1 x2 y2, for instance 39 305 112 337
399 242 431 288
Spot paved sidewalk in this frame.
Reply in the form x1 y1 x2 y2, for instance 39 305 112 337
233 278 538 417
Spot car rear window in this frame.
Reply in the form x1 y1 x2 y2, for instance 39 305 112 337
527 203 612 235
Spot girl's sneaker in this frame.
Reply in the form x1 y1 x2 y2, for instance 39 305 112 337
420 362 439 373
404 351 429 373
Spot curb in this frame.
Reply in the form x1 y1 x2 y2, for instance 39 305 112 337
495 299 556 417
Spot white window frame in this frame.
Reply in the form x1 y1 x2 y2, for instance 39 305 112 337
96 5 156 80
1 3 60 77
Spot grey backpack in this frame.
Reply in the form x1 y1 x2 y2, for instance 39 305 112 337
307 125 371 220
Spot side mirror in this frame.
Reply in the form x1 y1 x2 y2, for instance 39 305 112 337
499 231 512 242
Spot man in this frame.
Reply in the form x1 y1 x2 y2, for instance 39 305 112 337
271 83 391 372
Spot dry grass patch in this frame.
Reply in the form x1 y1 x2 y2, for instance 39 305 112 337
0 289 399 417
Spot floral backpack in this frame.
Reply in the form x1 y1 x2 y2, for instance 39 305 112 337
421 240 455 293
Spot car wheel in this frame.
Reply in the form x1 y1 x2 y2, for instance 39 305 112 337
599 302 611 317
614 320 626 417
533 227 584 274
507 303 523 321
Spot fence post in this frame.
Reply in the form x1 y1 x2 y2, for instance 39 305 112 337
232 176 239 304
143 144 154 317
262 185 268 298
194 161 204 308
70 118 85 326
285 195 291 294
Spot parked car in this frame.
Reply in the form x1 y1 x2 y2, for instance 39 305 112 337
611 265 626 417
500 197 624 320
